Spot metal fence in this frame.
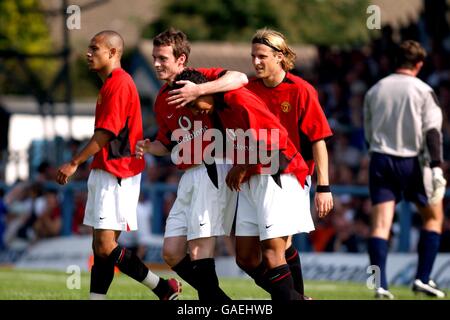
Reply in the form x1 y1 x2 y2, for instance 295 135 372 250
1 181 448 252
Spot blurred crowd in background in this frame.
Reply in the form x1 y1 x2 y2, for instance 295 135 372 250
1 24 449 260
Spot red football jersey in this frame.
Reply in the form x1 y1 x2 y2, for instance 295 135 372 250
216 87 309 187
91 68 145 178
246 72 332 175
154 68 226 170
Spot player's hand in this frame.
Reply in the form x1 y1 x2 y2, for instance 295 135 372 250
226 165 249 191
167 80 200 108
315 192 333 218
429 167 447 204
135 139 151 159
56 162 78 185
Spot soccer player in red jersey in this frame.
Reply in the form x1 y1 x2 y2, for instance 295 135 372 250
56 31 180 300
135 28 248 301
172 68 313 300
244 28 334 298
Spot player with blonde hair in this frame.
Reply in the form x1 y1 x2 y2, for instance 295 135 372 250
242 28 334 299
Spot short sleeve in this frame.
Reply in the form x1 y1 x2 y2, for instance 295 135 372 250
422 90 443 133
298 85 332 142
95 82 130 136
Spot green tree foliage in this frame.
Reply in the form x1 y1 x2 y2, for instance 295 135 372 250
0 0 56 94
0 0 53 52
285 0 371 46
143 0 371 46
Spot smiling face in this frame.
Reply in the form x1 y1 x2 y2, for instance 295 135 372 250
251 43 283 80
152 45 186 83
86 35 111 73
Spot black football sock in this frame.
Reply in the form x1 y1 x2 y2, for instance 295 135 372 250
190 258 231 301
416 229 440 283
368 237 389 290
110 245 170 299
109 245 149 282
285 245 305 295
172 254 200 290
265 264 301 301
90 253 115 295
245 262 271 293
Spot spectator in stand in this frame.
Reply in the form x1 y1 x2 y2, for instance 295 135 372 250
0 189 7 250
33 188 62 240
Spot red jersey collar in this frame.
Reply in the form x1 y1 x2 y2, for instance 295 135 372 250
106 67 125 80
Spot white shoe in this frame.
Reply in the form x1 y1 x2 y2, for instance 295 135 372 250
375 287 394 299
412 279 446 298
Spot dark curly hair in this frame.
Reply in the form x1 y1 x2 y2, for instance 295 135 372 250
173 68 208 90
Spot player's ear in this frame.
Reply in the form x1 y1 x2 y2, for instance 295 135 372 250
276 52 283 64
177 53 187 66
416 61 424 71
109 47 116 58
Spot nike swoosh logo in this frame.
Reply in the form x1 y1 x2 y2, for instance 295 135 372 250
200 223 206 226
265 224 273 229
167 113 174 119
99 217 106 220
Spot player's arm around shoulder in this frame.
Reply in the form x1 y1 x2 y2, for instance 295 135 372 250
312 139 333 218
167 70 248 108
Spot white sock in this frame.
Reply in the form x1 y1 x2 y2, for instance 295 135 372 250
141 270 160 289
89 293 107 300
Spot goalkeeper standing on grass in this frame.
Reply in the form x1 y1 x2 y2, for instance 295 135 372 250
363 40 447 299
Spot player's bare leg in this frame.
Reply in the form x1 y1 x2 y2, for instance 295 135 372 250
188 237 216 260
236 236 261 270
163 235 188 267
418 202 444 233
370 201 395 240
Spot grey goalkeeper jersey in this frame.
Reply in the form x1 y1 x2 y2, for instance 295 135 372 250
363 73 442 157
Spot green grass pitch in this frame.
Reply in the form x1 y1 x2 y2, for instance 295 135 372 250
0 267 447 300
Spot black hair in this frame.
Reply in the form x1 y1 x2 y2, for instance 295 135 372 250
173 68 208 89
173 69 225 111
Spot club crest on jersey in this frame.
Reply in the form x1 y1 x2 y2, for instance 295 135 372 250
97 93 102 105
281 101 291 113
178 116 192 131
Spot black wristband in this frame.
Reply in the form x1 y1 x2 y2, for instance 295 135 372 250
316 185 331 193
430 160 441 168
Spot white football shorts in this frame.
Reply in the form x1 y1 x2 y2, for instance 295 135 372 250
236 173 314 241
164 163 237 241
84 169 141 231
